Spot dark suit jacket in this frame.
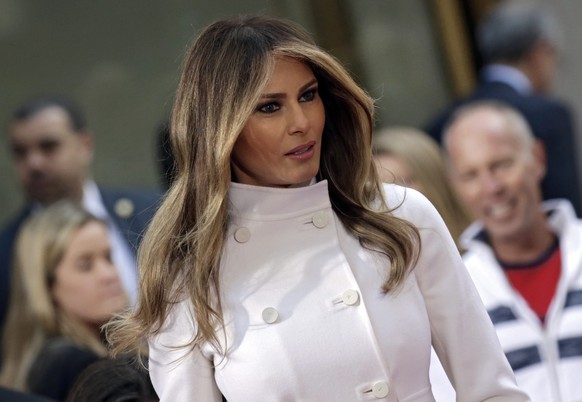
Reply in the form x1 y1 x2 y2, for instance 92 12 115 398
0 186 160 337
426 80 582 217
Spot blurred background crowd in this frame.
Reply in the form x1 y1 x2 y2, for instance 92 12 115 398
2 0 582 401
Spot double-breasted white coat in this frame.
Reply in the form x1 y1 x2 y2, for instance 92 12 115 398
149 180 529 401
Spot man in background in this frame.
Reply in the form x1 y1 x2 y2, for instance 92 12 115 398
426 0 581 215
0 96 160 332
441 100 582 401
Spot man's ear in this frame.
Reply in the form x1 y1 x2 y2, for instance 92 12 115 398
526 39 557 93
78 129 94 163
532 139 547 180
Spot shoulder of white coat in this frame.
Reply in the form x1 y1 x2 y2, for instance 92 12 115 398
380 183 441 227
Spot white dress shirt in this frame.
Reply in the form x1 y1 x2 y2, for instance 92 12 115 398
82 180 138 304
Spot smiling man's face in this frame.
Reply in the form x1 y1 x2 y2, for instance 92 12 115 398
446 106 546 242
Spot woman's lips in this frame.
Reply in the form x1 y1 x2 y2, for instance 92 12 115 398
285 141 316 159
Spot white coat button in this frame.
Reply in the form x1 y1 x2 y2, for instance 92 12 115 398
234 227 251 243
372 381 389 398
341 289 359 306
262 307 279 324
312 212 329 228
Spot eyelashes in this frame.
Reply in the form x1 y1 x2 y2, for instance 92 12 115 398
300 88 317 102
258 102 280 113
256 86 319 114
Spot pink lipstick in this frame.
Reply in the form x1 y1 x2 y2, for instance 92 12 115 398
285 141 316 160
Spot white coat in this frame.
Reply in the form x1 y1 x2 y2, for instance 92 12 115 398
149 180 529 401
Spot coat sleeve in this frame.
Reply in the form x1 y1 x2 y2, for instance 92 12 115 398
388 186 530 401
148 299 222 402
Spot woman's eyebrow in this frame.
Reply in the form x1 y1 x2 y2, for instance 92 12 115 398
298 78 318 93
260 78 318 99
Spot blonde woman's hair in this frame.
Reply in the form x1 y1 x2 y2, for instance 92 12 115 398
0 201 110 391
373 127 472 248
108 15 420 358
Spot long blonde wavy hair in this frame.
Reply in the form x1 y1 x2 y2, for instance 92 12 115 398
108 15 420 357
373 127 472 250
0 201 110 391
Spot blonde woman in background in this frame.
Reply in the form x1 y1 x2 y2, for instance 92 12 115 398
373 127 472 251
0 201 128 401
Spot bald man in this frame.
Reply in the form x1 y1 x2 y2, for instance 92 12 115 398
440 101 582 401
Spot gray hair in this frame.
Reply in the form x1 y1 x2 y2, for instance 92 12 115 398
478 1 561 64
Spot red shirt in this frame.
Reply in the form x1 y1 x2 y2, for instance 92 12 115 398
502 239 561 323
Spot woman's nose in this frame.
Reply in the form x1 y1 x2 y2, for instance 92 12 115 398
99 260 120 282
287 103 310 135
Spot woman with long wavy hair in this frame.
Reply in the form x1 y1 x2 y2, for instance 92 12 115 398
108 15 529 401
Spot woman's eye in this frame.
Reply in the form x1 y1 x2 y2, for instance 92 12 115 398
258 102 280 113
300 88 317 102
76 257 93 272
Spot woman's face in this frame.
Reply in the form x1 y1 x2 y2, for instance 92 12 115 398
231 56 325 187
52 220 127 332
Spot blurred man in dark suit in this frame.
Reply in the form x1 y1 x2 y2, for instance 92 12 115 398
426 1 581 215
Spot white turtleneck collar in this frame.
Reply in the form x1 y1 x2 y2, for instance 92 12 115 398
228 178 330 219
